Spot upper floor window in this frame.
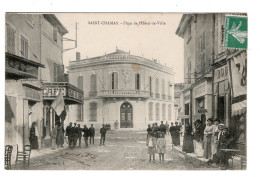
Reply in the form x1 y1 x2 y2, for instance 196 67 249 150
200 31 206 73
21 36 28 59
135 73 141 90
110 72 118 90
90 74 97 96
6 25 15 54
155 78 159 93
77 76 83 90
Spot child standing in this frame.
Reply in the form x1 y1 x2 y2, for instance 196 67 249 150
157 131 166 162
147 132 157 162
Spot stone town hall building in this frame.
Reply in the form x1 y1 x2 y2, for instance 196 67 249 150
67 49 175 129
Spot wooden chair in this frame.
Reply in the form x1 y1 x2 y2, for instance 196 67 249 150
15 145 31 167
5 145 13 170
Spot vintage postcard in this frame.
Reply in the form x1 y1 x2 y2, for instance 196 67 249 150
4 12 247 170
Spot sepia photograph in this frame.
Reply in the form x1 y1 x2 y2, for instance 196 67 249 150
4 11 247 171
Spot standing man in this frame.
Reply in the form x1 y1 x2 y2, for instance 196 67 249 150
82 125 89 148
172 122 181 146
169 122 175 145
160 121 166 134
100 124 107 145
89 124 95 145
77 124 82 148
66 122 73 149
71 123 78 148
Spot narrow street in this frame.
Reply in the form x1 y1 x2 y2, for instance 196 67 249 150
15 130 211 170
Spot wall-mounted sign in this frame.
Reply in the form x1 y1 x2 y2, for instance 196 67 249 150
43 87 66 97
214 65 229 83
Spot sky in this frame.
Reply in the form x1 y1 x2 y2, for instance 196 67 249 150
55 13 184 83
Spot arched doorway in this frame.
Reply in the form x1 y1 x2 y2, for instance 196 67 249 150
120 102 133 128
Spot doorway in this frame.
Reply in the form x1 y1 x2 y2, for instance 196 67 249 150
218 96 225 123
120 102 133 128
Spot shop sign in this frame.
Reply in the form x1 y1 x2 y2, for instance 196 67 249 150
214 65 229 83
24 87 41 101
43 87 67 97
68 88 83 100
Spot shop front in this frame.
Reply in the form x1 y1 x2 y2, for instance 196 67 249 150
213 64 231 126
192 76 212 127
42 82 83 148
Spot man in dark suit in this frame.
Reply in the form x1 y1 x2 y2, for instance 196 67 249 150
100 124 107 145
169 122 175 145
77 124 82 148
66 122 73 149
71 123 78 148
89 124 95 145
82 125 89 147
160 121 166 134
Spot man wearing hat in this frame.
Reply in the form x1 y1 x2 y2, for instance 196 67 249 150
66 122 73 149
76 124 83 148
89 124 95 145
100 124 107 145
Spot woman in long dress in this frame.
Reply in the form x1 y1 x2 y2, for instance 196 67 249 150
56 124 64 148
182 122 194 153
29 122 39 149
157 131 166 162
211 119 220 158
203 118 214 159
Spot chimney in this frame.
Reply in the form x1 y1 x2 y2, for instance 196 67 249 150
76 52 80 61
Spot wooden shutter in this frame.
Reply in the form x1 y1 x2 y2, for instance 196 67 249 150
149 102 153 121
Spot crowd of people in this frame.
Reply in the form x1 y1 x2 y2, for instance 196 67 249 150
146 119 233 169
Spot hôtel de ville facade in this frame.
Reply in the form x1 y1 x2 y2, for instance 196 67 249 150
67 49 175 129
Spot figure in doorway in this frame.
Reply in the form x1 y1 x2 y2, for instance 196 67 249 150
29 122 39 149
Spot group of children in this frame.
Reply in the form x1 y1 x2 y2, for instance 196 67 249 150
146 123 167 163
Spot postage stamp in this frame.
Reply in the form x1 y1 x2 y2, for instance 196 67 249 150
223 15 248 49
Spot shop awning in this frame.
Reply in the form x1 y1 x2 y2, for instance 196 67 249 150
232 100 247 116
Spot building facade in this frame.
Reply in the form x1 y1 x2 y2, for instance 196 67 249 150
176 13 247 155
176 14 215 127
68 49 175 130
5 14 83 154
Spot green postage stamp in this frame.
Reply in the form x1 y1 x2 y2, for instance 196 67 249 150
224 15 248 49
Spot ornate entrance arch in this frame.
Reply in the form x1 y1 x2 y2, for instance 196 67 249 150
120 102 133 128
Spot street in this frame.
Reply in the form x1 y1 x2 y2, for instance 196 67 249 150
15 130 210 170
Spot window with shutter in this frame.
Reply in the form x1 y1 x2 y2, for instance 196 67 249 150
90 74 97 96
21 36 28 59
77 76 83 90
53 27 58 42
135 73 140 90
111 72 118 90
7 25 16 54
77 105 83 121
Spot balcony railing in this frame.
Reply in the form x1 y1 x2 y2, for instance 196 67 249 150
42 82 84 104
100 89 150 98
168 95 172 100
150 92 154 98
155 93 160 99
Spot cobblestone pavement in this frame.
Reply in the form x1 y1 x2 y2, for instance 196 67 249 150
15 130 211 170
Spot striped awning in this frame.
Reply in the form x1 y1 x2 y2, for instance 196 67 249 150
232 100 247 116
